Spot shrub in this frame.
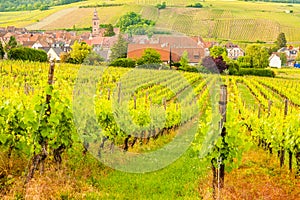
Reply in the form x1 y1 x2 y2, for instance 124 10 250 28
156 2 166 9
228 62 240 75
178 65 199 73
137 63 162 70
187 3 203 8
109 58 136 68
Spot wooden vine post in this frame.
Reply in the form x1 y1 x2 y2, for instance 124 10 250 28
26 61 55 184
219 85 227 188
107 88 111 100
268 100 272 117
279 99 288 168
283 99 292 172
212 85 227 199
117 82 121 104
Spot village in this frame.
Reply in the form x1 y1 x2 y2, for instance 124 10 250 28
0 9 299 68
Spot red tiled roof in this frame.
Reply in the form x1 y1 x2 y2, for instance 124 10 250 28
127 43 205 63
128 47 181 62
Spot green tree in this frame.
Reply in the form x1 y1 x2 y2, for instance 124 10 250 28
279 52 287 66
83 51 104 65
276 32 287 48
0 42 4 59
117 12 143 32
245 45 269 68
137 48 162 65
257 47 269 68
5 36 18 52
209 45 230 63
69 41 92 64
209 46 227 58
116 12 155 36
110 34 128 61
156 2 166 9
179 50 189 68
237 55 251 68
295 53 300 62
104 24 115 37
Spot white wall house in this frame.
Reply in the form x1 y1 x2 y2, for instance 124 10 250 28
226 47 245 60
32 42 43 49
269 53 281 68
47 47 63 62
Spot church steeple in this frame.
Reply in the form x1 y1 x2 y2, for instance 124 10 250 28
92 8 100 36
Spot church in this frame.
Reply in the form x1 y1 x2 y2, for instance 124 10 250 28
83 9 122 61
90 9 120 38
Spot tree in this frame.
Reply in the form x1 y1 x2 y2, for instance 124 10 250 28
60 52 71 63
279 52 287 66
201 56 217 73
83 51 104 65
213 56 228 73
104 24 115 37
117 12 143 32
137 48 162 65
0 42 4 59
245 45 269 68
116 12 155 36
209 46 227 58
258 47 269 68
179 50 189 68
237 56 251 68
295 53 300 62
110 34 128 61
201 56 228 73
5 36 17 52
276 32 287 48
156 2 166 9
69 41 92 64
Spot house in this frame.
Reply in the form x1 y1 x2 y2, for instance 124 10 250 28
47 47 64 62
278 45 299 66
269 53 281 68
128 43 181 63
83 35 122 61
32 40 49 49
225 43 245 60
127 36 208 65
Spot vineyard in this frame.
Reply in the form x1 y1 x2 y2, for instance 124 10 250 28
1 60 300 198
0 0 299 42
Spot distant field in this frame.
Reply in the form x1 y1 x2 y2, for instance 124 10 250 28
26 5 143 30
1 0 300 42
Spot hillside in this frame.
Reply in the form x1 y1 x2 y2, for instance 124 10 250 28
2 0 300 42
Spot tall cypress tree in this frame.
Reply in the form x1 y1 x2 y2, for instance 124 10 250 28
276 32 287 49
0 42 4 59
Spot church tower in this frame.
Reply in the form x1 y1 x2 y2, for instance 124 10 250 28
92 8 100 36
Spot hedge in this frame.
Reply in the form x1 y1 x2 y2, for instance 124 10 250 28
237 68 275 77
109 58 136 68
8 47 48 62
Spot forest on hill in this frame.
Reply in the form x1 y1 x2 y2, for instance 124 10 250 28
0 0 84 12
